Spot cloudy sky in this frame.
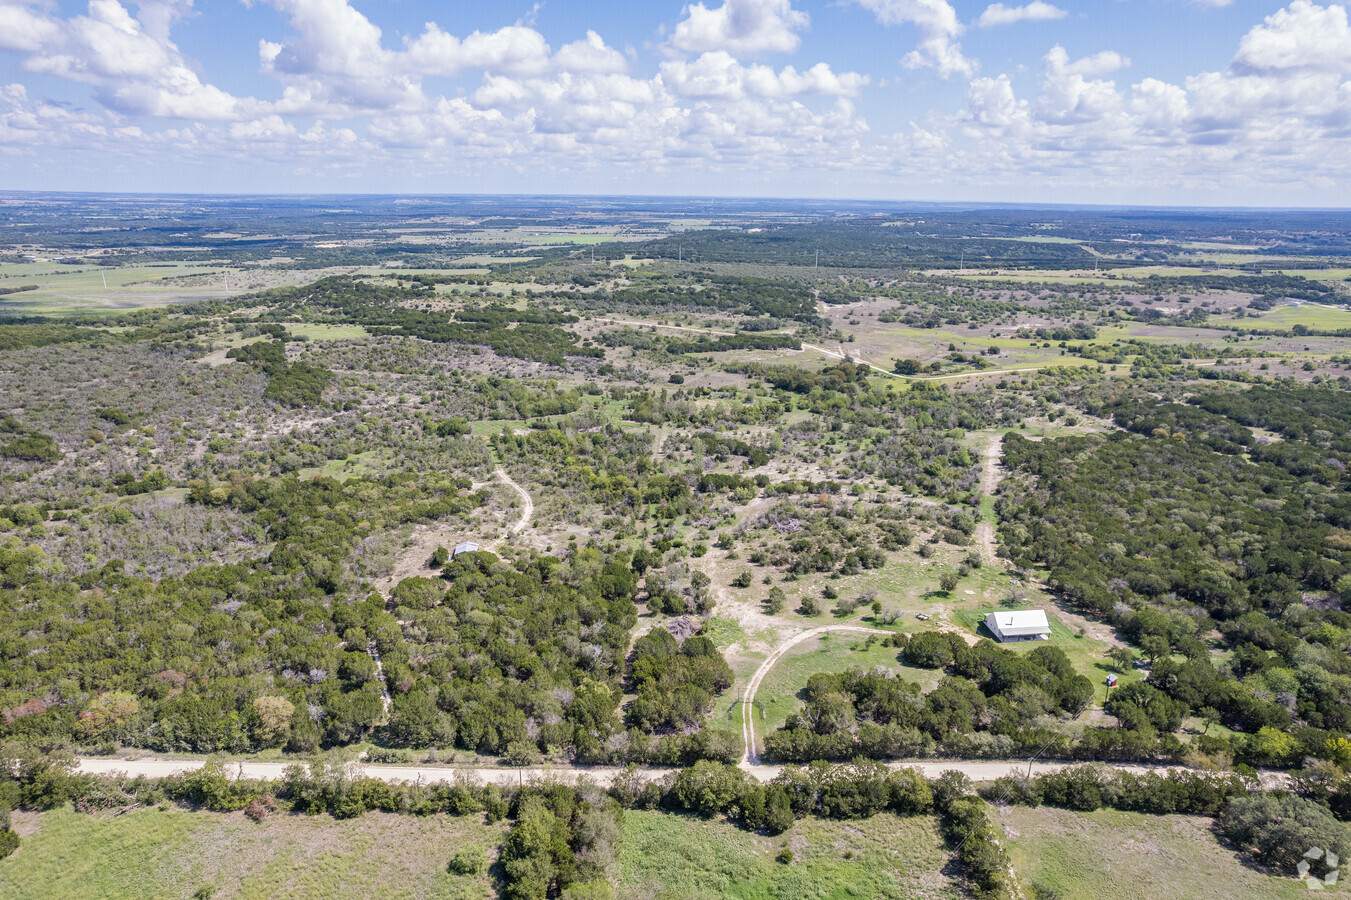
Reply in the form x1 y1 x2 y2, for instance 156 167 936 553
1 0 1350 205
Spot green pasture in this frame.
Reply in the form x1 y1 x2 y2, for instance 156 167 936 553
1001 805 1330 899
617 809 959 900
0 804 499 900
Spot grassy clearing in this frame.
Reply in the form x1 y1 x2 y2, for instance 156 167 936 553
703 615 749 649
287 323 372 340
793 541 1124 705
1 804 500 900
1252 305 1351 330
999 805 1333 899
468 397 626 437
846 547 1010 612
753 633 928 735
471 419 531 436
296 450 382 481
1278 268 1351 282
951 607 1124 703
519 233 612 245
982 235 1090 245
617 809 960 900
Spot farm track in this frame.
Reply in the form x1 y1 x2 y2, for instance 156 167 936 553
975 433 1003 565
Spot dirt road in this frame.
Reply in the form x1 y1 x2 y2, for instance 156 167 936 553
74 755 1286 789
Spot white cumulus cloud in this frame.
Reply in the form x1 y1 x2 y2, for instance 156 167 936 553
669 0 809 56
662 51 867 99
14 0 245 119
851 0 975 77
976 2 1067 28
1232 0 1351 74
405 24 554 78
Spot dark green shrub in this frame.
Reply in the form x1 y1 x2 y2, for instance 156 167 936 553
448 844 487 876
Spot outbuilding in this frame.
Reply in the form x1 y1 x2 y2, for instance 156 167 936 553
453 541 479 557
984 609 1051 642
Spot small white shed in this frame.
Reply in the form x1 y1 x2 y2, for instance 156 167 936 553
453 541 479 557
985 610 1051 642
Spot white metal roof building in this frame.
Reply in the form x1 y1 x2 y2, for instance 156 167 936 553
985 610 1051 642
453 541 479 557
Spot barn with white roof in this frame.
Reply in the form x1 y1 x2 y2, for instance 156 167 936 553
984 609 1051 642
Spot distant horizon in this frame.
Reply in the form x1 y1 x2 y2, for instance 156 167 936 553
3 188 1350 216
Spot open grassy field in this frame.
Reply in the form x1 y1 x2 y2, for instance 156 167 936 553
296 450 384 481
1277 267 1351 282
2 804 502 900
998 805 1339 899
0 260 363 315
1250 304 1351 330
617 809 960 900
286 323 372 340
1 804 960 900
0 262 232 314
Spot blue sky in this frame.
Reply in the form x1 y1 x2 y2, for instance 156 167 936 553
1 0 1349 205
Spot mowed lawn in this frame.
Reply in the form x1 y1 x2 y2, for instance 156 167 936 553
999 805 1338 899
1 804 501 900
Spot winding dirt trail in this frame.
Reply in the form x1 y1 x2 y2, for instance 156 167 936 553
486 466 532 550
368 642 392 718
975 433 1004 565
739 624 891 766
